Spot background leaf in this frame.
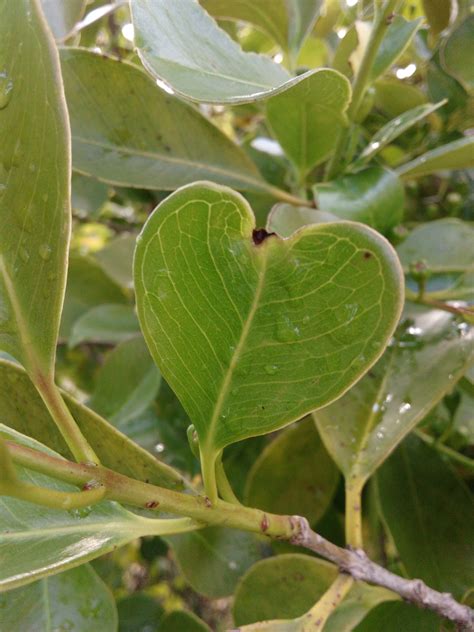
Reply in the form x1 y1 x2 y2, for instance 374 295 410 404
441 15 474 92
370 16 422 81
0 565 117 631
354 601 440 632
160 610 211 631
69 304 140 347
396 136 474 178
40 0 86 40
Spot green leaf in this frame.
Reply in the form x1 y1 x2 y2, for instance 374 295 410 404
371 16 422 81
71 173 109 216
0 358 184 489
244 419 339 524
267 205 340 237
60 48 266 192
69 304 140 347
441 15 474 92
117 593 164 632
266 69 350 172
422 0 452 37
60 254 127 339
0 565 117 632
354 602 440 632
324 584 397 632
0 0 70 377
397 219 474 300
377 435 474 598
0 425 195 589
94 234 136 289
356 101 446 165
89 337 161 425
40 0 86 40
314 307 474 485
166 527 265 598
160 610 211 632
313 167 405 233
233 554 337 625
131 0 315 104
396 136 474 178
134 182 403 491
374 79 426 118
287 1 324 56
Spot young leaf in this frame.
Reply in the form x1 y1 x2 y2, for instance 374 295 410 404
40 0 86 40
396 136 474 178
0 0 70 378
266 69 350 173
0 565 117 632
0 425 196 590
314 307 474 485
89 337 161 425
60 48 267 192
377 435 474 599
313 167 405 233
134 182 403 493
69 304 140 347
244 419 339 524
130 0 315 104
0 359 184 489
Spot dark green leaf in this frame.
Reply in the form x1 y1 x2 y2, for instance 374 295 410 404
117 593 164 632
354 601 440 632
160 610 211 632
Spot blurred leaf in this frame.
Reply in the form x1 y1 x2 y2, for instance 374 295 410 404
0 425 194 589
313 167 405 233
0 565 117 632
397 219 474 300
134 183 403 480
69 304 140 347
315 307 474 485
356 101 446 165
441 15 474 92
377 435 474 598
0 359 184 489
117 593 164 632
166 527 266 597
89 337 161 425
354 601 440 632
374 79 426 117
422 0 452 37
324 584 397 632
371 16 422 81
245 419 339 524
267 205 340 237
71 173 109 216
0 0 70 377
94 234 136 289
266 69 350 172
160 610 211 632
131 0 315 104
287 0 324 56
40 0 86 40
454 387 474 443
61 48 266 191
397 137 474 178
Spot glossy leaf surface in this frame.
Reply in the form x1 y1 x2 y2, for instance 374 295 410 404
0 565 117 631
266 69 350 172
244 419 338 524
134 182 403 468
0 359 184 489
61 48 266 191
314 167 405 233
0 0 70 376
396 136 474 178
377 435 474 598
315 307 474 484
131 0 314 104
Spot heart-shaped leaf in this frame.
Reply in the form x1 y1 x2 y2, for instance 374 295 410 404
134 182 404 496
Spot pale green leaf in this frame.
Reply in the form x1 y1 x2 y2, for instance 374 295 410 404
61 48 266 191
0 425 196 590
40 0 86 40
313 167 405 233
89 337 161 425
94 234 136 289
287 1 324 56
396 136 474 178
377 435 474 598
0 565 117 631
0 0 70 377
71 173 109 216
441 15 474 92
244 419 339 524
134 182 403 479
314 306 474 485
356 101 446 165
131 0 315 104
371 16 422 81
0 358 184 489
266 69 350 172
69 304 140 347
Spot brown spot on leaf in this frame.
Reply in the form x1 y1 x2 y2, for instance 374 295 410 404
145 500 160 509
260 514 269 532
363 251 372 259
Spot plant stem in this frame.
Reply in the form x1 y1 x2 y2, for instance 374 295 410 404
345 480 364 548
406 291 474 322
302 574 354 630
5 441 474 629
200 449 219 505
414 429 474 471
1 479 106 510
33 372 99 464
215 456 241 505
325 0 400 180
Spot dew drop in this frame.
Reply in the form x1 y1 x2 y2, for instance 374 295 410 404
38 243 52 261
0 71 13 109
399 401 412 414
228 560 238 570
154 442 165 453
264 364 279 375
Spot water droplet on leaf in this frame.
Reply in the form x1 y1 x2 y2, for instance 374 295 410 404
0 71 13 109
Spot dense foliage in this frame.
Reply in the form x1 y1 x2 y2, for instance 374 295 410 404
0 0 473 630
